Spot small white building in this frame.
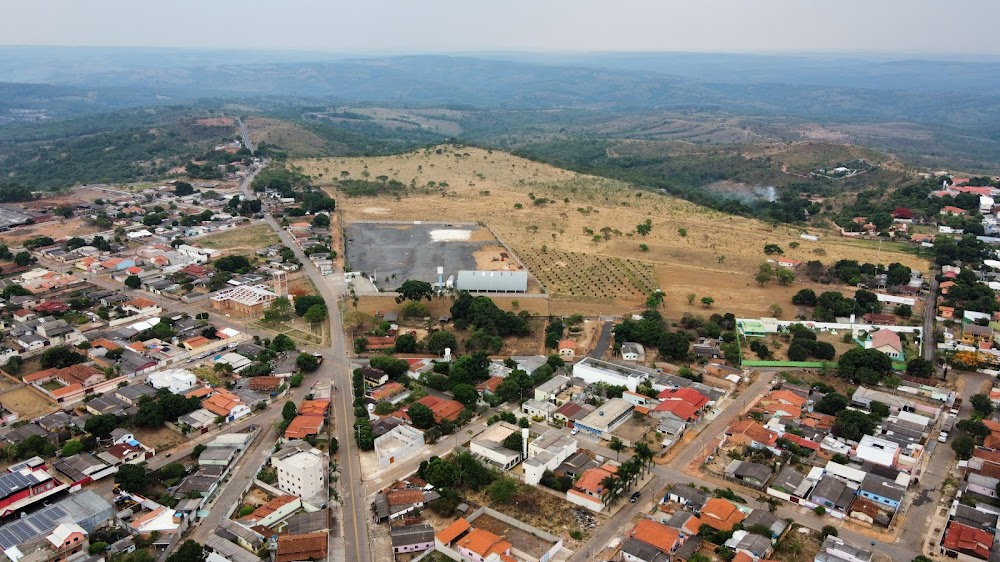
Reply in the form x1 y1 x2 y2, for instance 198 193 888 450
620 342 645 362
147 369 197 393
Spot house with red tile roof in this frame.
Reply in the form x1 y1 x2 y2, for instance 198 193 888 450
941 206 969 216
727 420 779 453
395 395 463 424
699 497 746 531
249 376 282 393
629 519 681 555
942 521 993 560
456 528 512 562
557 340 577 358
868 329 903 361
182 336 211 350
202 388 250 422
567 464 617 513
25 364 127 404
296 399 329 418
284 415 325 440
277 532 328 562
476 376 504 396
435 518 472 546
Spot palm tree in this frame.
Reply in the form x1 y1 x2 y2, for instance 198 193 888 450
609 437 626 461
600 474 620 506
634 442 654 475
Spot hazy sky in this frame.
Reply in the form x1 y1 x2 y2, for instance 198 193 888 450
3 0 999 55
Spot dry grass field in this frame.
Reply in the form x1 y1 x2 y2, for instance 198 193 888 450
293 145 928 318
0 386 58 419
246 117 329 157
195 223 280 253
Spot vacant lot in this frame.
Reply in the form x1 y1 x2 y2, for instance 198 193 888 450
134 426 188 452
0 386 57 419
293 146 928 317
196 223 280 253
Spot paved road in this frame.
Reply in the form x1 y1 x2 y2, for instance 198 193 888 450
236 117 255 155
240 173 372 562
588 321 612 358
924 267 938 365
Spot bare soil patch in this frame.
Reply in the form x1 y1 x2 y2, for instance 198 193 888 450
0 386 57 419
195 117 235 127
134 426 188 452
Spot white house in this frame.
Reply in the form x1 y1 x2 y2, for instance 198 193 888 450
620 342 645 362
147 369 198 393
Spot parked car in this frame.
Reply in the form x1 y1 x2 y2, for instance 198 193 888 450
938 431 949 443
630 491 641 503
570 427 579 435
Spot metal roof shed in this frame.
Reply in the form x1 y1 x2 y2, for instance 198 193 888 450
455 270 527 293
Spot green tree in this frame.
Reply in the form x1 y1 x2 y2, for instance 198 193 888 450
636 219 652 236
282 401 298 424
408 403 436 429
396 280 434 303
310 214 331 228
304 304 328 325
832 409 878 441
763 244 783 255
295 352 319 372
293 295 326 317
427 331 457 355
814 392 849 415
368 356 410 379
124 275 142 289
270 333 296 352
660 332 690 360
609 437 626 461
775 268 795 285
971 393 994 417
487 477 518 503
61 440 84 457
394 333 418 353
115 464 149 493
791 288 817 306
452 384 480 407
164 540 206 562
952 434 976 459
701 296 714 308
39 346 85 369
85 414 118 438
687 293 696 305
755 263 775 286
263 297 293 324
400 301 430 319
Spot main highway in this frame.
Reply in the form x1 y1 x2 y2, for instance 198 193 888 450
240 167 372 562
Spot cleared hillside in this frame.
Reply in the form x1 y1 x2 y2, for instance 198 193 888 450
294 145 929 318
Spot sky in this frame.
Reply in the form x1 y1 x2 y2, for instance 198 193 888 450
3 0 1000 56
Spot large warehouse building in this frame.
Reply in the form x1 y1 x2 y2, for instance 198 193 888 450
455 270 528 293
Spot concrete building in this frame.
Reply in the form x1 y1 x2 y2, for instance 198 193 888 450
573 357 648 392
148 369 198 394
573 398 635 438
455 270 528 293
523 429 579 486
374 424 424 469
470 423 522 471
272 448 326 503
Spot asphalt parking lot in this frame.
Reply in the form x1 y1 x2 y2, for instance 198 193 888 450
344 222 491 287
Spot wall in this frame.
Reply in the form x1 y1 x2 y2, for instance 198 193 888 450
465 507 563 562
